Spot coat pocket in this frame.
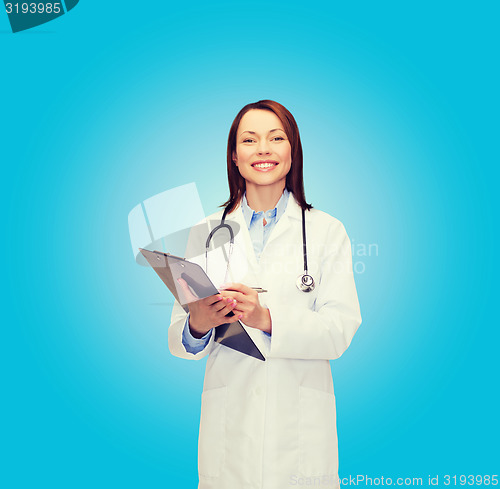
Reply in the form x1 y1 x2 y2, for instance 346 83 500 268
198 386 227 478
298 386 338 477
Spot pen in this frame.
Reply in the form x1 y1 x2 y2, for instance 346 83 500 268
220 284 267 293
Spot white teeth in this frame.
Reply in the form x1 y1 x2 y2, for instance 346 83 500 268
254 163 276 169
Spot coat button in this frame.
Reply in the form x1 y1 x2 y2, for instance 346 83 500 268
254 387 263 396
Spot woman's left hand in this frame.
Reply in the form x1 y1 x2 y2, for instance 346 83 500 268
218 283 272 334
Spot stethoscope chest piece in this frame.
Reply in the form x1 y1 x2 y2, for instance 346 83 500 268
296 273 315 293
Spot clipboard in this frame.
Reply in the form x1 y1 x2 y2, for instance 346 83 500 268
139 248 265 361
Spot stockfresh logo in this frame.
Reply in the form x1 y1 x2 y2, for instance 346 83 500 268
4 0 79 33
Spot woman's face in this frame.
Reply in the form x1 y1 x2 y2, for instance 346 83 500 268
233 109 292 192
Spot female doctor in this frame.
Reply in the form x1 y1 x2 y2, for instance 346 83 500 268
168 100 362 489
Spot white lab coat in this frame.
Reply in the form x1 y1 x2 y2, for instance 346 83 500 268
169 194 361 489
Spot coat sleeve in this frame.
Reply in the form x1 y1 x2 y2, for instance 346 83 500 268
168 297 216 360
266 220 362 360
167 215 218 360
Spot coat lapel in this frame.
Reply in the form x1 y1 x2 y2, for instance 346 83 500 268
226 202 258 270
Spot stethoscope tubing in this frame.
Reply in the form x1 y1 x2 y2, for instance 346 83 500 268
206 202 315 293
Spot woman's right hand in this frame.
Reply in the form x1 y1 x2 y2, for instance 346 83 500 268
177 278 241 339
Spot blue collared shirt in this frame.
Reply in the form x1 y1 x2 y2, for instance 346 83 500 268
241 188 290 261
181 189 290 353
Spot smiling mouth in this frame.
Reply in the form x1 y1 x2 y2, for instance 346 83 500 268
252 161 278 169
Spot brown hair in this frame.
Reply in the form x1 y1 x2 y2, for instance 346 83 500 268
220 100 313 214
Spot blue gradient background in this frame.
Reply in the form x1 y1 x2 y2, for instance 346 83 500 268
1 1 498 487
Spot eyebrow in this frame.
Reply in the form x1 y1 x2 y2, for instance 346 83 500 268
240 128 285 136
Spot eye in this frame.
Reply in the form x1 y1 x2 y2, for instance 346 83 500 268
242 138 254 143
272 136 285 141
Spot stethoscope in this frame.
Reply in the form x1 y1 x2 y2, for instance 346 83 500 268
205 205 315 293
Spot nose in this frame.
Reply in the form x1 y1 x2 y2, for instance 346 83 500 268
257 139 271 155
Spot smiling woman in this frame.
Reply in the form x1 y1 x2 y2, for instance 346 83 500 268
233 109 292 209
168 100 362 489
222 100 312 216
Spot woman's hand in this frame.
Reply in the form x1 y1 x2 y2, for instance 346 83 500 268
177 278 240 339
218 283 272 334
